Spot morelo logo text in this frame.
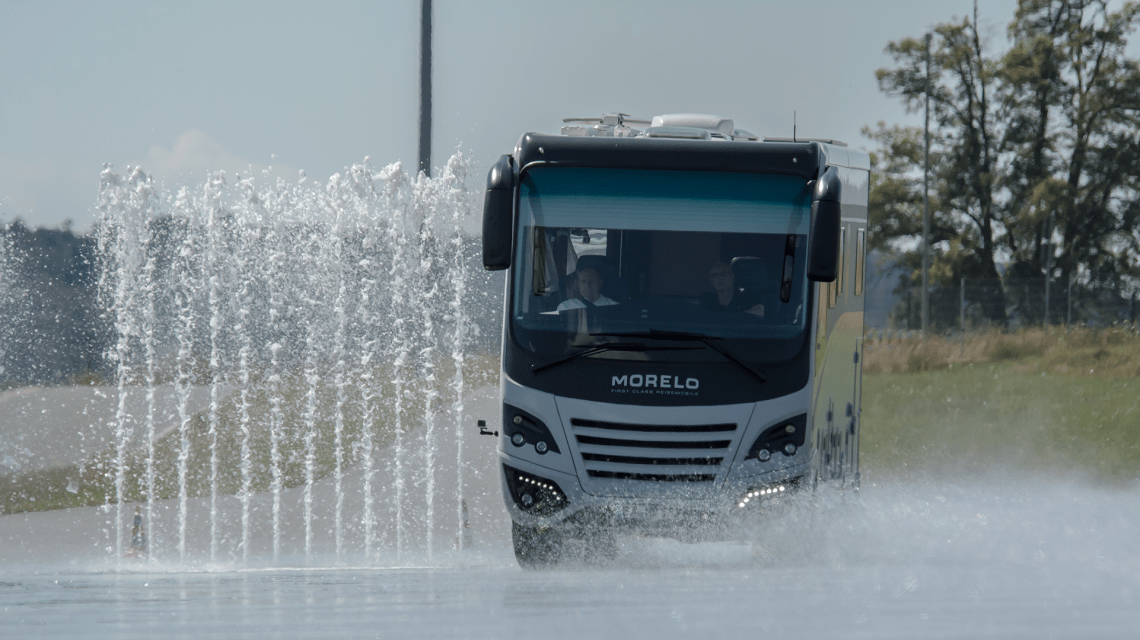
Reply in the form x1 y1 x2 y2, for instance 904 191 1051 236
611 374 699 390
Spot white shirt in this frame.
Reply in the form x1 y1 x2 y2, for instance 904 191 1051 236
556 295 617 311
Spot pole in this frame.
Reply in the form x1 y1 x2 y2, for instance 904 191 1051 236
1044 213 1052 335
922 33 932 338
907 288 913 332
418 0 433 177
1066 274 1072 333
960 276 966 356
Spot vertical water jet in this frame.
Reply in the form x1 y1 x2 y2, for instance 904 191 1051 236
331 206 348 562
91 153 480 565
172 189 199 563
205 172 225 563
142 220 158 561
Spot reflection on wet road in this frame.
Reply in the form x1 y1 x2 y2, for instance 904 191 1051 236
3 479 1138 639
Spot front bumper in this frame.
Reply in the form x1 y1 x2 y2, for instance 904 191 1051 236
499 450 810 539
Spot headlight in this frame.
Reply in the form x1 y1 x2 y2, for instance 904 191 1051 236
746 414 807 461
504 404 561 454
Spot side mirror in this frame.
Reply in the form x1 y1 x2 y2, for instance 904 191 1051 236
807 166 841 282
482 154 516 271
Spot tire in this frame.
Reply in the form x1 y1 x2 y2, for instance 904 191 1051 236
512 521 563 569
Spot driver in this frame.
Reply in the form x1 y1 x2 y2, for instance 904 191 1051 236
557 266 618 311
701 261 764 316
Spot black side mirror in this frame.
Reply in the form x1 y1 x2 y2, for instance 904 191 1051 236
482 154 516 271
807 166 841 282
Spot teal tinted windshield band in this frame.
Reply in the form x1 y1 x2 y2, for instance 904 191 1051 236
519 167 810 234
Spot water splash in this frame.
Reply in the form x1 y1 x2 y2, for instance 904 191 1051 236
383 162 412 562
448 154 472 552
95 153 483 566
141 219 159 561
302 311 321 560
267 341 285 561
331 202 348 562
171 185 200 563
416 175 441 563
205 171 225 563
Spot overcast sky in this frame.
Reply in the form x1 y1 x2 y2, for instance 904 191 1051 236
0 0 1032 231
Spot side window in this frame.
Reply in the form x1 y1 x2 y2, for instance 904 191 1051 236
855 228 866 296
818 284 828 339
829 227 846 308
837 226 847 296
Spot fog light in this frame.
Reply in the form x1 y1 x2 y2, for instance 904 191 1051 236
511 433 525 446
535 441 548 454
758 449 771 462
784 443 796 455
505 465 569 515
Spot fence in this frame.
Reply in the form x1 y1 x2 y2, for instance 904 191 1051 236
883 276 1139 335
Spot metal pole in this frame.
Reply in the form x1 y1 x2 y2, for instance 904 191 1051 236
960 276 966 356
1066 274 1072 333
1044 213 1052 335
418 0 433 177
922 33 932 338
906 288 912 332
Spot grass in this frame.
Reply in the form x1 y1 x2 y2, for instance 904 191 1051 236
863 326 1140 377
861 329 1140 484
1 353 500 515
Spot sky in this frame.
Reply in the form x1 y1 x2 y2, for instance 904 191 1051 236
0 0 1030 231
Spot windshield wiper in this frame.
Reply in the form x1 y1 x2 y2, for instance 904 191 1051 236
591 329 768 384
532 341 698 375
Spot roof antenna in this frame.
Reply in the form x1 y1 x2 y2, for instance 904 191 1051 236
793 111 797 143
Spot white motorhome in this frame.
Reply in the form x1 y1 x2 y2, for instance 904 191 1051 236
481 113 869 567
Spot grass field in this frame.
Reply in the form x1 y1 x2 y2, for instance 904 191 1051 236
861 329 1140 485
1 354 501 515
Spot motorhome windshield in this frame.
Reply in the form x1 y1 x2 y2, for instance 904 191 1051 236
512 167 813 360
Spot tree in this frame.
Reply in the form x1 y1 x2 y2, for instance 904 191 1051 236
871 0 1140 329
1003 0 1140 301
863 122 927 255
875 2 1010 324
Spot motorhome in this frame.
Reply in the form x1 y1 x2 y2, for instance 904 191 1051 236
481 113 869 567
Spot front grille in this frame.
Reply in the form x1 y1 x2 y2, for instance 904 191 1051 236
587 471 720 482
572 418 735 433
570 418 737 483
581 453 722 466
576 435 731 449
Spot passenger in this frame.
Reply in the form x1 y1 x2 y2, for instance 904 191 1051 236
556 266 618 311
701 261 764 316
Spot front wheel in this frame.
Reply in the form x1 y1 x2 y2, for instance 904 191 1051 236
512 521 563 569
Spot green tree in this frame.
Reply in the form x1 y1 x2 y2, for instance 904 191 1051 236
1003 0 1140 301
871 0 1140 329
874 3 1010 324
863 123 927 254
